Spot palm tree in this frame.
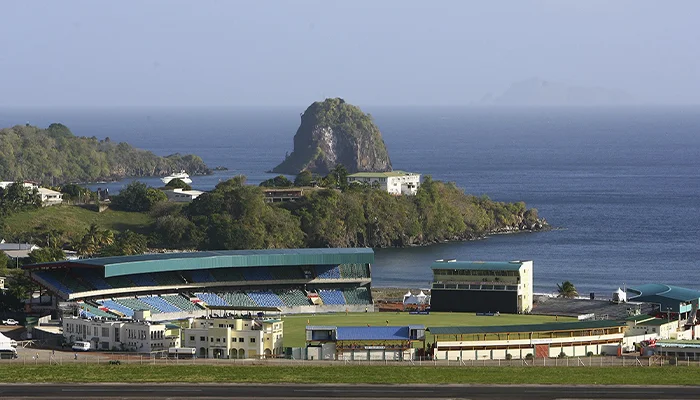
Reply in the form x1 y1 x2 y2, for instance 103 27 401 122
557 281 578 298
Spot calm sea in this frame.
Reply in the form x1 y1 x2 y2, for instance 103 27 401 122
1 106 699 296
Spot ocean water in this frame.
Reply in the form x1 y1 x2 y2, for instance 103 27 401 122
1 106 698 296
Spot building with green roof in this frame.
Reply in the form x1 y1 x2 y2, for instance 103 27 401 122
430 260 533 314
427 320 626 361
347 170 420 195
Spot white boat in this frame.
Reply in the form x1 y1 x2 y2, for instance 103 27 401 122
161 171 192 184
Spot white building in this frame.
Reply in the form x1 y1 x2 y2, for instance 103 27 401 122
62 311 181 353
0 181 37 191
347 171 421 195
37 188 63 206
182 315 284 359
163 188 203 203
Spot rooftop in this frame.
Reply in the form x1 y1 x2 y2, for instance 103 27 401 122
23 247 374 278
428 320 627 336
348 170 418 179
336 326 412 341
627 284 700 303
431 260 527 271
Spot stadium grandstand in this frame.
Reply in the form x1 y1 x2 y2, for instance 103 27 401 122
24 248 374 321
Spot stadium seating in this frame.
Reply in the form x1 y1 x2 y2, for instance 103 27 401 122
247 291 284 308
162 294 201 312
80 270 112 290
114 297 162 314
151 272 185 286
220 292 256 308
318 289 346 305
129 273 159 287
315 265 341 280
276 289 310 307
209 268 245 282
339 263 369 279
139 296 181 313
195 292 228 306
341 287 372 305
34 271 73 294
187 270 216 283
105 275 135 288
99 299 135 317
270 266 305 280
243 267 274 281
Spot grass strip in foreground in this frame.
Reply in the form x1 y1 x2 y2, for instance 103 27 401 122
0 365 697 385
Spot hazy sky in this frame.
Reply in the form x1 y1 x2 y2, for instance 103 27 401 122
1 1 697 106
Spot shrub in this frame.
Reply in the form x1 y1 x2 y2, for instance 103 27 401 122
586 351 594 357
505 354 512 360
558 351 567 359
525 353 534 360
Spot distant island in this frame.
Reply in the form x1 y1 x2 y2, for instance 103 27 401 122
271 98 392 175
0 123 211 185
485 78 635 106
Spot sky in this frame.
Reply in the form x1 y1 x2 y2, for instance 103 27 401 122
0 1 698 107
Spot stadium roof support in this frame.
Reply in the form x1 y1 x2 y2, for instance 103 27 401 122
23 248 374 278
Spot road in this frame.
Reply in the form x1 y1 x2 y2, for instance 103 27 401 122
0 383 696 399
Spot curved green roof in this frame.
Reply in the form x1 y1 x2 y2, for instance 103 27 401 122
428 320 626 335
24 248 374 278
627 284 700 302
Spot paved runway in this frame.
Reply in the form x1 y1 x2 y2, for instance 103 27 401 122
0 383 697 399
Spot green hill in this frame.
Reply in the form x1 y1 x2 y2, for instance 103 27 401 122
0 123 210 185
2 205 152 244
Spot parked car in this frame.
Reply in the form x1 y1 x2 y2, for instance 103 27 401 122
2 319 19 326
72 341 91 352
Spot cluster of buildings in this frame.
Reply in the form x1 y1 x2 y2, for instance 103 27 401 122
9 241 700 362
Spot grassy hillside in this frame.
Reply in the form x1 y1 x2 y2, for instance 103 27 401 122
281 312 573 347
2 205 153 241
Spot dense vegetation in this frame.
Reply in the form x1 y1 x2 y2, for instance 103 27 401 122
149 174 545 250
0 123 211 185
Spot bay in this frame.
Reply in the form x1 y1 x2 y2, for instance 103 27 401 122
1 105 698 296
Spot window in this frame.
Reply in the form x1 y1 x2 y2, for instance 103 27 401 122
216 338 220 342
210 338 214 342
250 338 256 343
238 338 244 342
190 336 195 341
200 336 206 341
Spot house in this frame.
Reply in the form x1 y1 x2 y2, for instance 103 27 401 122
37 188 63 206
163 188 203 203
263 188 304 203
0 241 40 260
347 171 421 195
0 181 38 191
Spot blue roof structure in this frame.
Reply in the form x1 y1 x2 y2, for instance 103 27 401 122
23 248 374 278
627 284 700 313
336 326 411 341
430 260 526 271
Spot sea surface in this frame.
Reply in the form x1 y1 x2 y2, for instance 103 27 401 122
1 106 699 296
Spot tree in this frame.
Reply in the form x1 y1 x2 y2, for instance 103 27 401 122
0 252 8 269
557 281 578 298
111 181 166 212
100 230 148 256
28 248 66 264
60 184 91 202
259 175 293 188
46 123 73 138
165 178 192 191
294 170 314 187
330 164 349 190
